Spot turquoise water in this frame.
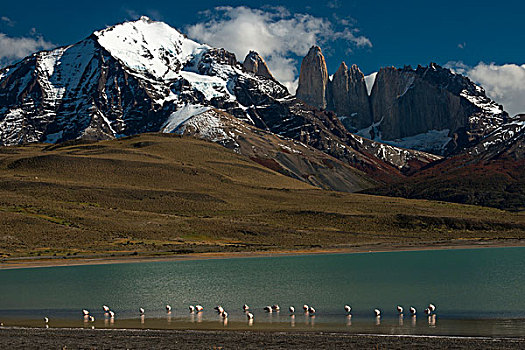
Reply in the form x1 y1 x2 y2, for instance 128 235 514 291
1 247 525 335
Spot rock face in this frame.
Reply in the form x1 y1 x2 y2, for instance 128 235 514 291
242 51 274 80
368 63 509 155
327 62 373 131
296 46 329 109
294 46 511 156
295 48 372 131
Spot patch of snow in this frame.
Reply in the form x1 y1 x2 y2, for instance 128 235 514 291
162 104 211 133
176 110 239 150
364 72 377 95
388 129 451 153
179 71 233 101
460 89 504 115
356 117 383 140
357 120 451 154
398 75 415 98
94 17 205 80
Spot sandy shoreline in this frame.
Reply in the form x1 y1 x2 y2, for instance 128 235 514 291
1 327 524 349
2 238 525 270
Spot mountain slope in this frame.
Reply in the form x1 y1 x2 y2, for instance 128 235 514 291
363 115 525 210
172 108 376 191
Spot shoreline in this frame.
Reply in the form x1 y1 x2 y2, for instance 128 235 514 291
0 327 524 349
2 238 525 270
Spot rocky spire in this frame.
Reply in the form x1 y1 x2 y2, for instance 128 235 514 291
296 46 329 109
327 62 350 114
242 51 274 80
327 63 373 131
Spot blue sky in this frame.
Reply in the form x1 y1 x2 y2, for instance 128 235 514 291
1 0 524 114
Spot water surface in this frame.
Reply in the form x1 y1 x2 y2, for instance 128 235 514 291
1 247 525 336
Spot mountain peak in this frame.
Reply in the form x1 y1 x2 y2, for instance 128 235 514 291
93 18 204 80
296 45 329 109
242 51 274 80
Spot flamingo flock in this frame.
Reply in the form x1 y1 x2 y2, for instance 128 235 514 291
33 303 437 327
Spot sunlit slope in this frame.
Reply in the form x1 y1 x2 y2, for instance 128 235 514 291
0 133 523 258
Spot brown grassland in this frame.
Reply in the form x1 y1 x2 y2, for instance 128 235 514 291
0 133 524 263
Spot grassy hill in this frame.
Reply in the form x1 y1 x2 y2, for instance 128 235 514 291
0 133 524 260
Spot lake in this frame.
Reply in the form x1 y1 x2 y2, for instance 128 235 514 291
1 247 525 336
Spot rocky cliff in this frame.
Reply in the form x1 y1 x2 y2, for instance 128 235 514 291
366 63 509 155
327 62 373 131
294 48 511 156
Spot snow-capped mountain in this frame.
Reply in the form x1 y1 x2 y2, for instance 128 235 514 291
0 17 285 145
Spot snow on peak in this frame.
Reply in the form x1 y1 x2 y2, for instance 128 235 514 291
94 18 205 80
460 88 505 115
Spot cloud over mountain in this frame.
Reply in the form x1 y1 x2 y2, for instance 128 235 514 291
0 33 54 67
447 61 525 116
186 6 371 93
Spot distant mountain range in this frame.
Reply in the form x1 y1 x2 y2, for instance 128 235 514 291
0 17 523 210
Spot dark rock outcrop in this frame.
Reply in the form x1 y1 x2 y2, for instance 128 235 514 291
296 46 329 109
242 51 274 80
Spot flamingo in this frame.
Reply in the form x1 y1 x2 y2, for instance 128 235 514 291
189 305 195 313
264 306 272 313
289 306 295 313
303 305 309 312
272 304 280 312
89 316 95 322
44 317 49 324
424 308 431 315
82 309 89 316
214 306 224 314
344 305 352 313
195 305 203 312
139 308 145 315
410 307 417 315
308 306 316 314
246 312 254 319
109 311 115 318
102 305 110 313
397 306 403 314
429 304 436 313
374 309 381 317
221 311 228 318
166 305 172 313
243 304 249 312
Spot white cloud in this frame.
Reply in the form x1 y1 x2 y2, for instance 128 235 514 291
364 72 377 95
0 33 55 67
447 61 525 116
1 16 15 27
186 6 372 93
